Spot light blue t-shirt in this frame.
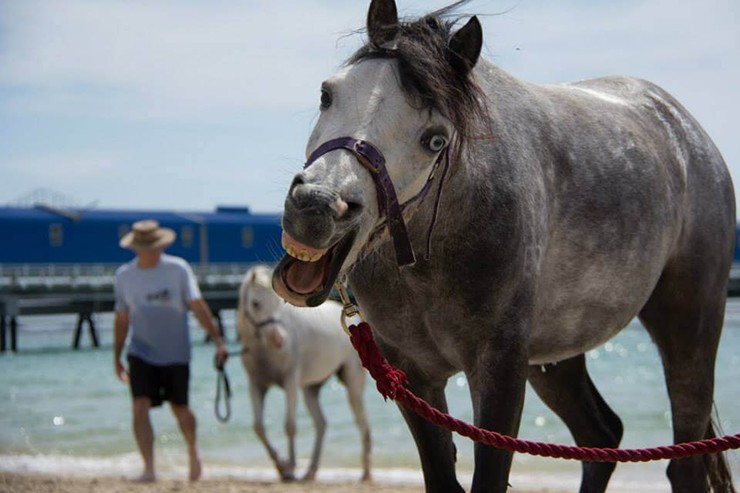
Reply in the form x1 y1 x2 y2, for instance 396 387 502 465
114 254 202 365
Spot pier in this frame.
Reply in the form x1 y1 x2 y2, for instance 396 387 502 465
0 263 252 352
3 262 739 353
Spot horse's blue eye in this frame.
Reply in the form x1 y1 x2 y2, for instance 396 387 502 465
426 134 447 152
320 90 332 109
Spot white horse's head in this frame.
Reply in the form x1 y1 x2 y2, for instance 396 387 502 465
239 265 287 349
273 0 484 306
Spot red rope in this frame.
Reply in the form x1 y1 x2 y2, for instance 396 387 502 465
348 321 740 462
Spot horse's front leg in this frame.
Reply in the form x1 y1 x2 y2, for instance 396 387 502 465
249 383 287 478
383 344 464 493
466 328 528 493
282 376 299 481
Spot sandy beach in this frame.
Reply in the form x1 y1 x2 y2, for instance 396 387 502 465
0 472 570 493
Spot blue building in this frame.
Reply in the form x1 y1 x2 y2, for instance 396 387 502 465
0 205 283 270
0 205 284 351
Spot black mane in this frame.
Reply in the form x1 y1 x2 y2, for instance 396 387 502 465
347 4 487 153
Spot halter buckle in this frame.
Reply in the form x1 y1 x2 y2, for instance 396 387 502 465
335 282 364 336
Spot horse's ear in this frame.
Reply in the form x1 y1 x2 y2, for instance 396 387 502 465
367 0 398 47
448 16 483 76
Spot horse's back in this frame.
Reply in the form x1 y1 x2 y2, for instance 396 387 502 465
498 71 735 362
560 75 735 275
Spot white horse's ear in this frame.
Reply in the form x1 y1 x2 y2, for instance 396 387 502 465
448 16 483 76
367 0 398 47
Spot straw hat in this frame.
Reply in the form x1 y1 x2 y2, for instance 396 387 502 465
119 220 176 250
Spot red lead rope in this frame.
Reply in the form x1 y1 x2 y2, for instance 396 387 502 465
348 321 740 462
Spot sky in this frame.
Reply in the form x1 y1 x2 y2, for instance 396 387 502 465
1 0 738 214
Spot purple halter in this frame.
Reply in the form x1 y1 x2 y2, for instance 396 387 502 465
304 136 450 267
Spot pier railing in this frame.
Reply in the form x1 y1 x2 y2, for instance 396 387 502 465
0 263 252 291
0 262 258 352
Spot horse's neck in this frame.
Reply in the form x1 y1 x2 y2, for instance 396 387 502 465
354 62 532 280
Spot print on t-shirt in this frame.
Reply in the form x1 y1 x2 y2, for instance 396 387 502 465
146 288 171 303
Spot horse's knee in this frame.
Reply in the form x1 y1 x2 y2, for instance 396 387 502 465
285 421 296 437
253 422 267 439
315 414 327 435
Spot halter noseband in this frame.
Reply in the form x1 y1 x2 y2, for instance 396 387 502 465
305 136 450 267
244 312 281 332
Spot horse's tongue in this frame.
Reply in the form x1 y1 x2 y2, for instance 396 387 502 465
286 258 326 295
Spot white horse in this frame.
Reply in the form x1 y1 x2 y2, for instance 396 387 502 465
237 264 372 482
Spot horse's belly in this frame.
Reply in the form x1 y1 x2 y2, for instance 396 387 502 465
528 301 640 365
528 258 664 365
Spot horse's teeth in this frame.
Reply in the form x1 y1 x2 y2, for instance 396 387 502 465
281 235 325 262
284 243 297 258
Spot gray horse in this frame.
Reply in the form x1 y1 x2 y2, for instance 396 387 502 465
237 265 372 482
272 1 736 491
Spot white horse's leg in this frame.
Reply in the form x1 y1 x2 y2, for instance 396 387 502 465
249 384 287 478
339 361 373 482
283 376 299 480
301 383 326 481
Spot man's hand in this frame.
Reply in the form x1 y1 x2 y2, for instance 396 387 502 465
215 342 229 368
115 359 129 383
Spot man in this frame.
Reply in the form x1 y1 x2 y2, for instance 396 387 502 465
113 219 228 482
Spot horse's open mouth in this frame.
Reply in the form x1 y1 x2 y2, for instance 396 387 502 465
272 230 357 307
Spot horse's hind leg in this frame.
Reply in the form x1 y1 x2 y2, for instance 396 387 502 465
301 383 326 481
337 361 372 481
528 354 623 493
639 268 734 492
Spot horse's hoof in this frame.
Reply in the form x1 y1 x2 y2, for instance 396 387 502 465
360 472 373 483
301 470 317 482
280 472 296 482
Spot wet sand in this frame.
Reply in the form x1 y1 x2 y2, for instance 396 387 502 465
0 472 569 493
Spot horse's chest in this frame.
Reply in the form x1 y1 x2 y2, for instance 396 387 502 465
366 305 470 378
352 265 481 377
246 351 294 386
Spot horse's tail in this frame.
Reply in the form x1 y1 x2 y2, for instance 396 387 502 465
706 418 735 492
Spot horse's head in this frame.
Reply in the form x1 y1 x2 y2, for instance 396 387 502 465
273 0 484 307
239 265 287 349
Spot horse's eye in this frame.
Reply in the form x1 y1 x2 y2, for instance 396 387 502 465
424 134 448 153
320 89 333 110
251 300 260 310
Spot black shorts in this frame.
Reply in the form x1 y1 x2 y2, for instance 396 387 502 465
127 355 190 408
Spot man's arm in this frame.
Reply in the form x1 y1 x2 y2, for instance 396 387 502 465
189 298 228 365
113 310 130 382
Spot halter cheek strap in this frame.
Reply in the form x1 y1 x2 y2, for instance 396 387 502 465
305 137 416 266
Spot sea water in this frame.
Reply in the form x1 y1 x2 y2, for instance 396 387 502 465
0 302 738 491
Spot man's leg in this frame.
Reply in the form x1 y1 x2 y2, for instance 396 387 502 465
170 404 201 481
132 397 156 481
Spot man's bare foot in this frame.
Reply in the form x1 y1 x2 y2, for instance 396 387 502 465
189 454 202 482
132 472 156 483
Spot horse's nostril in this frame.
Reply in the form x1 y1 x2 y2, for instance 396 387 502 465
290 173 306 190
346 201 363 217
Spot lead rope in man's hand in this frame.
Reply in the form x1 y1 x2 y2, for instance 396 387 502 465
214 354 232 423
214 348 248 423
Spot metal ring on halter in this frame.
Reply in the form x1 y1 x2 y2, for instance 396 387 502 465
335 282 364 335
